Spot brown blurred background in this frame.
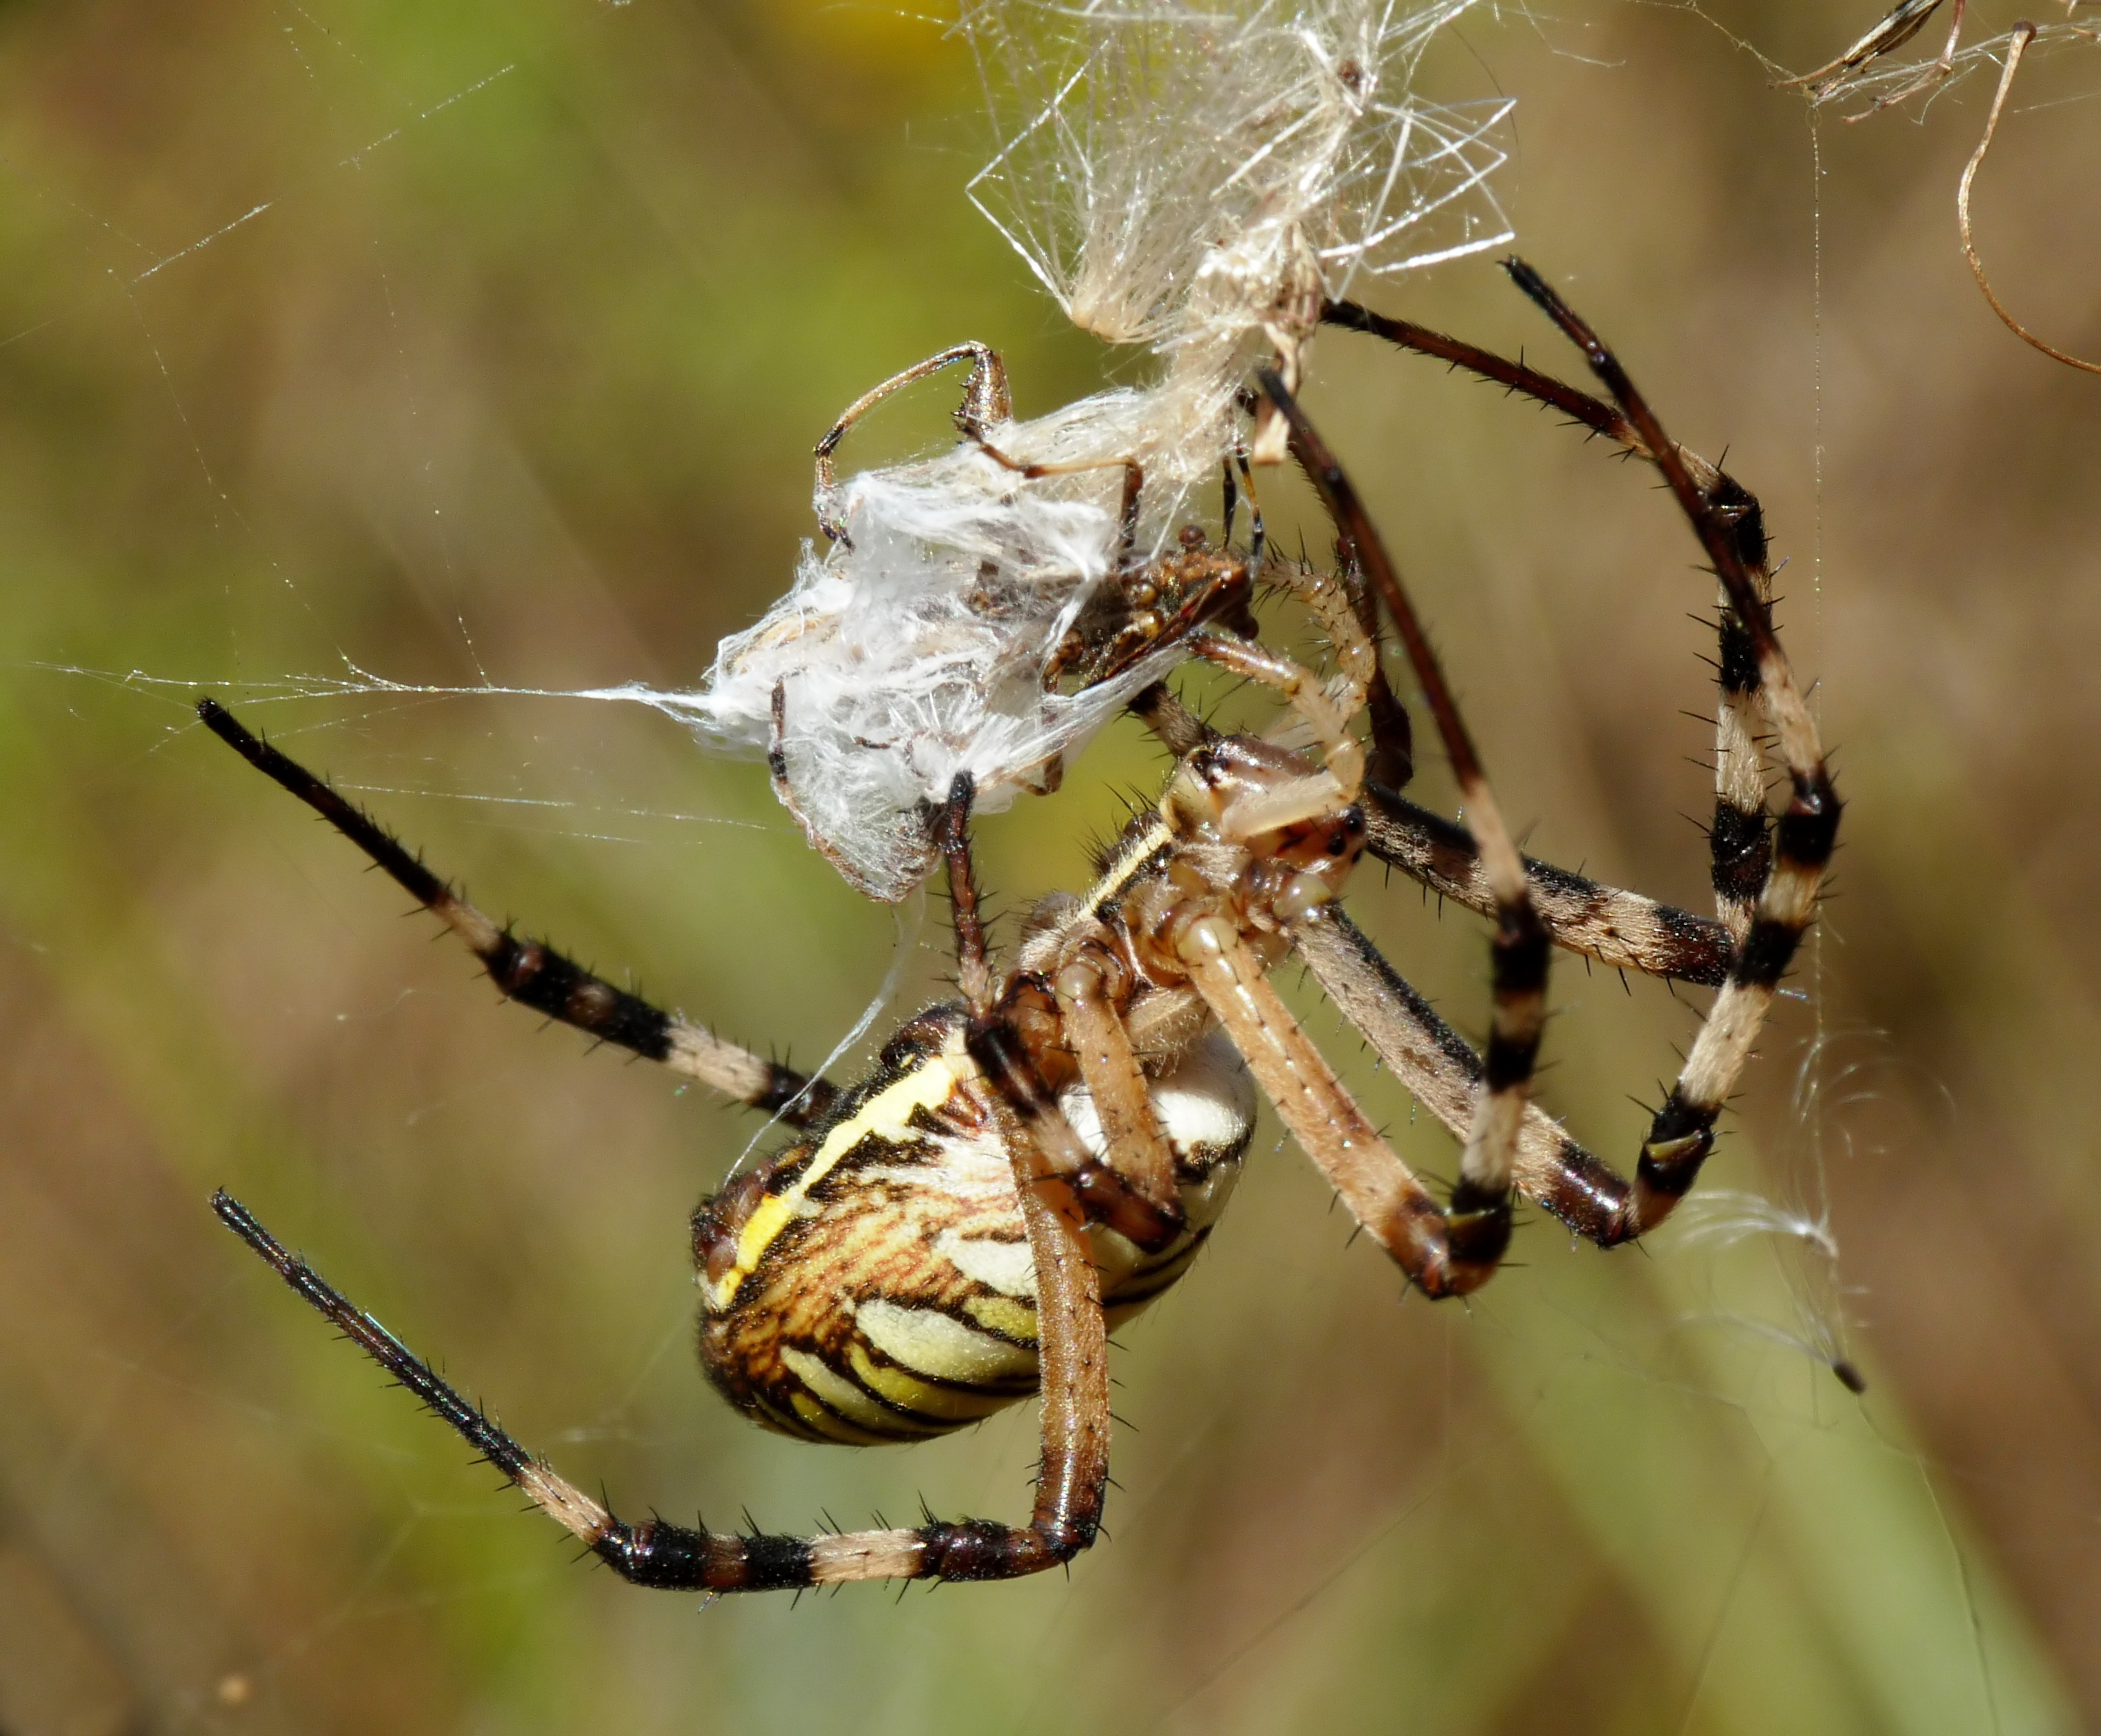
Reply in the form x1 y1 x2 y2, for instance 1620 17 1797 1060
2 1 2098 1730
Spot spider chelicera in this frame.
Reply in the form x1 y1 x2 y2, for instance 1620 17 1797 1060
208 261 1839 1595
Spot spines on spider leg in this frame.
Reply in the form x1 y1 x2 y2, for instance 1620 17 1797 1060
963 1057 1112 1573
1046 952 1185 1245
1362 792 1733 987
1286 904 1638 1247
1631 771 1838 1224
1707 477 1776 948
1128 682 1218 757
1258 366 1533 1276
199 698 662 1055
1325 280 1778 958
1174 913 1469 1293
211 1190 1096 1591
1494 261 1844 1230
1321 298 1644 454
965 1011 1181 1251
1453 889 1549 1256
212 1189 758 1591
932 771 994 1017
196 697 835 1125
1338 552 1417 798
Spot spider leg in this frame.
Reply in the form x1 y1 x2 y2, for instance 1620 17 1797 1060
973 440 1145 561
213 1187 1107 1588
1364 796 1733 987
1505 259 1840 1232
1702 480 1778 948
1045 950 1185 1238
1263 369 1547 1235
196 698 838 1128
929 774 994 1017
1258 554 1379 745
1128 681 1214 756
934 774 1182 1251
1322 290 1780 947
1288 903 1633 1244
1323 297 1645 455
1171 913 1501 1295
1124 680 1727 985
814 342 1013 545
1338 549 1416 796
1187 632 1365 831
1283 519 1727 984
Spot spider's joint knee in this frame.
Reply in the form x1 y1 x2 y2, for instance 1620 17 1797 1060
1442 1177 1514 1271
918 1516 1089 1582
1636 1129 1713 1198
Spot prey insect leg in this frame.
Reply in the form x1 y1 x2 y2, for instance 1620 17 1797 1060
815 343 1014 546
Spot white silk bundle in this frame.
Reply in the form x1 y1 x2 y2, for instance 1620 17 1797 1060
684 0 1512 900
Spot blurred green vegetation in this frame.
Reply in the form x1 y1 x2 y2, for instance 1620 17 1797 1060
2 1 2099 1730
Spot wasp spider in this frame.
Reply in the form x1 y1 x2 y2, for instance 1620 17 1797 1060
208 262 1839 1594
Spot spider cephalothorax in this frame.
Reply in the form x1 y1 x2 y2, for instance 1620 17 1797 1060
209 261 1838 1595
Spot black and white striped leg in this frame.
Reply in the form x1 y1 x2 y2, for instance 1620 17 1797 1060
1364 794 1735 987
1125 680 1731 987
1707 498 1776 947
1287 904 1636 1244
198 698 836 1127
1262 368 1544 1276
1324 287 1785 963
1326 268 1838 1231
213 1188 1107 1591
1502 260 1840 1231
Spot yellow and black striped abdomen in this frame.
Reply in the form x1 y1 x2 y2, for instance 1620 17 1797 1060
693 1009 1254 1444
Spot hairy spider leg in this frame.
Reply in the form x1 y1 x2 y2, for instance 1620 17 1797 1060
1169 909 1507 1294
1307 263 1837 1242
1287 904 1636 1240
930 773 994 1016
1320 292 1778 948
1334 544 1416 796
1369 798 1736 987
212 1169 1107 1589
195 698 838 1128
212 776 1116 1590
1120 604 1514 1295
921 781 1121 1574
1132 694 1634 1232
1127 682 1729 985
1262 367 1547 1247
934 773 1181 1250
954 774 1192 1251
1502 258 1839 1233
1186 631 1364 834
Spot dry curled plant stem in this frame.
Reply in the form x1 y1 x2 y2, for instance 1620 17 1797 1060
1958 21 2101 375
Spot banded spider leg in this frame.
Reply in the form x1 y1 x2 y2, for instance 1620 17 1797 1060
208 740 1116 1591
1288 261 1839 1246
